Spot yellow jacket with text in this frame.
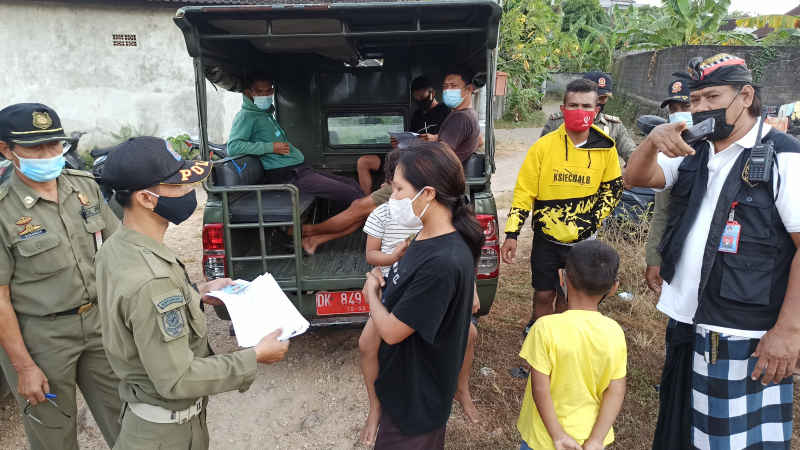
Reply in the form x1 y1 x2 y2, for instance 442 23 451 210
504 124 623 243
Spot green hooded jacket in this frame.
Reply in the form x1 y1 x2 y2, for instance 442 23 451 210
227 95 305 170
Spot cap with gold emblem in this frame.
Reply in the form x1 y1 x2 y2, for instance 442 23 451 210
101 136 211 191
660 79 691 108
0 103 68 147
583 71 613 96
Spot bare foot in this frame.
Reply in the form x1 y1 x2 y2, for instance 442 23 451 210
359 408 380 446
302 236 320 255
454 389 480 424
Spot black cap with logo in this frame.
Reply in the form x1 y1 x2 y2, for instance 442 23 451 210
660 79 691 108
101 136 211 191
0 103 68 147
583 71 613 96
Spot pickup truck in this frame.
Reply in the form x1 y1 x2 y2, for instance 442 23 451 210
174 0 503 327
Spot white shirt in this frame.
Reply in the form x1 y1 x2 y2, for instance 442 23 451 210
363 203 423 277
655 120 800 338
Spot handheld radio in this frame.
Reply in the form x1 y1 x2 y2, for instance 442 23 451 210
747 113 774 184
681 117 715 145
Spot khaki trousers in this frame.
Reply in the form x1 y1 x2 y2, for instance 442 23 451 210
114 400 209 450
0 305 122 450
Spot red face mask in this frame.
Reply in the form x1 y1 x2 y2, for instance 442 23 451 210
561 106 596 132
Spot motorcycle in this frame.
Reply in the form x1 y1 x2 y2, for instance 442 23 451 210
90 138 226 219
608 116 664 224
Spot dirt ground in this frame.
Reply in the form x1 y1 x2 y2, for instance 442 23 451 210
2 107 799 449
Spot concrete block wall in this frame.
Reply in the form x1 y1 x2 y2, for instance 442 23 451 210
613 45 800 109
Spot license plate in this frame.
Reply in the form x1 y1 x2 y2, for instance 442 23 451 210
315 290 370 316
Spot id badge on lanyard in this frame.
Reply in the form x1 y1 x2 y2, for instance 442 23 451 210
718 201 741 254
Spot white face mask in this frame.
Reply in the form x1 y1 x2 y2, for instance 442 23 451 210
388 188 431 228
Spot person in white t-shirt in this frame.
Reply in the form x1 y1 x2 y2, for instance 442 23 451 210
356 149 480 446
625 53 800 450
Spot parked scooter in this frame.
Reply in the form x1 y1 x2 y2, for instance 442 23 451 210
608 116 663 224
62 131 89 170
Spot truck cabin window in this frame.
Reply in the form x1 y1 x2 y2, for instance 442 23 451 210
327 115 404 146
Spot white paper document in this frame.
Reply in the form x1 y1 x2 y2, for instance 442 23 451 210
388 131 420 149
206 273 310 347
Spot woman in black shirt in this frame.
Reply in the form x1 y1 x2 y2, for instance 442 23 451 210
362 142 484 449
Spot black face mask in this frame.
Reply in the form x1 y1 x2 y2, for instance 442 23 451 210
415 91 434 110
596 103 605 114
691 89 745 142
150 189 197 225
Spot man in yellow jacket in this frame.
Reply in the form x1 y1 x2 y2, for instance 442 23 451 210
501 79 623 332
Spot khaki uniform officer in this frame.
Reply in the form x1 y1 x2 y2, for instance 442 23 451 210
0 103 122 450
541 71 636 163
96 137 289 450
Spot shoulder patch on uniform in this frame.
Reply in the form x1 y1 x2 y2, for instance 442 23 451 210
161 309 186 339
142 251 173 279
548 112 563 120
151 291 188 341
157 295 185 311
603 114 621 123
62 168 95 179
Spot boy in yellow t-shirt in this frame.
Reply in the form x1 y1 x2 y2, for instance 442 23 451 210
517 240 627 450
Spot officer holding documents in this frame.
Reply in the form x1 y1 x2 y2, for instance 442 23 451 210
0 103 122 450
95 136 289 450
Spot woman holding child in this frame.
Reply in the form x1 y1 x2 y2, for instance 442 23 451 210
361 142 483 449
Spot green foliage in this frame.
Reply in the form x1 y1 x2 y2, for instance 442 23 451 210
79 151 95 169
622 0 757 48
750 46 778 83
561 0 608 39
110 123 159 143
497 0 774 122
498 0 572 121
496 109 547 129
165 134 198 160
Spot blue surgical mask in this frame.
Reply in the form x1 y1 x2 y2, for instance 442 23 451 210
253 95 274 110
442 89 464 108
12 152 65 182
669 111 693 127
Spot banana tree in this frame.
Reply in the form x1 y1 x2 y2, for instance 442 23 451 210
627 0 757 49
735 15 800 30
736 14 800 45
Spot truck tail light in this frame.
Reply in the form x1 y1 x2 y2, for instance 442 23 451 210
476 214 499 279
202 223 227 280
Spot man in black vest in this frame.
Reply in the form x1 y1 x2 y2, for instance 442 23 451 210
625 53 800 450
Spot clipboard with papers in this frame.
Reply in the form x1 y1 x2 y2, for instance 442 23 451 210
206 273 310 347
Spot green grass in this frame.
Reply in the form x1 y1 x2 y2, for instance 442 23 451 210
494 110 547 130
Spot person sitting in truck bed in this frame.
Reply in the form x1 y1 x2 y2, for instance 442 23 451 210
227 75 364 206
302 67 482 254
419 67 481 162
357 75 451 195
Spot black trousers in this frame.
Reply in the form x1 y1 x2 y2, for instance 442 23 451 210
652 319 694 450
266 163 364 205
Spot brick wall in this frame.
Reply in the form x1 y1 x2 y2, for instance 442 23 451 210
613 45 800 110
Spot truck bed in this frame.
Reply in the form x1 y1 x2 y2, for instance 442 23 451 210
229 228 370 291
